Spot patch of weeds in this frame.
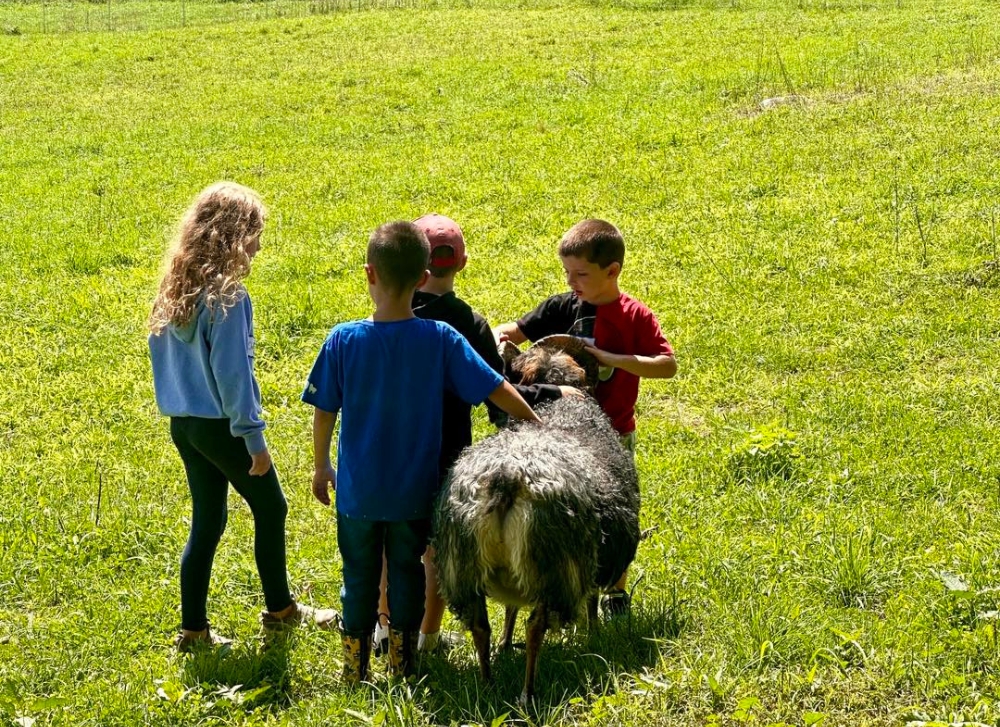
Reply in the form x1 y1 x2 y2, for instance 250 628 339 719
728 422 801 484
828 627 869 670
901 707 996 727
586 590 688 670
733 599 811 669
849 40 895 93
821 527 886 609
596 0 695 10
354 680 436 727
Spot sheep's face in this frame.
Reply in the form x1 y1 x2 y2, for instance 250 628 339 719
512 349 588 389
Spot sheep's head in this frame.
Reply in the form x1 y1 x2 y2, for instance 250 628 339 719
501 335 600 395
512 348 589 390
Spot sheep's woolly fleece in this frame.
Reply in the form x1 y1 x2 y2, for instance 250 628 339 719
434 396 640 626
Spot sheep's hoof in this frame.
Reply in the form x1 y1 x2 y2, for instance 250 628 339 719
477 676 499 698
517 689 534 708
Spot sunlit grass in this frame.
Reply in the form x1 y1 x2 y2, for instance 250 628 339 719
2 0 1000 725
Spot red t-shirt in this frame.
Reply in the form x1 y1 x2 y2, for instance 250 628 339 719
517 292 673 435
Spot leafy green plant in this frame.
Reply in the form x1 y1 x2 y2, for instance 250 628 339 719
728 422 801 484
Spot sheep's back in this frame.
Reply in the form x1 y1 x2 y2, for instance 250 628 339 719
531 398 641 588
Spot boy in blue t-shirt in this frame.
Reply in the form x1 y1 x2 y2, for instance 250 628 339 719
303 221 540 684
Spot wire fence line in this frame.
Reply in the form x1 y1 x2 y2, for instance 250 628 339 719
0 0 430 35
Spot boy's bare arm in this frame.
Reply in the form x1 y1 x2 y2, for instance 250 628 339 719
584 347 678 379
311 408 338 506
493 322 527 346
487 380 542 423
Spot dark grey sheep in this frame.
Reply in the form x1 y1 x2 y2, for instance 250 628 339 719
433 346 640 703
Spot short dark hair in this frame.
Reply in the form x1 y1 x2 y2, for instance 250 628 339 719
557 219 625 269
367 221 430 295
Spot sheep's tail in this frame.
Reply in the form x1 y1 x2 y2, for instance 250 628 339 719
481 462 525 521
437 453 600 622
435 460 534 615
474 461 531 570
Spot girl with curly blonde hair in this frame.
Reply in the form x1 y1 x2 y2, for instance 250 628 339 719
149 181 263 335
149 182 337 651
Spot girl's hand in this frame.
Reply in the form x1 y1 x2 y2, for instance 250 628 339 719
249 449 273 476
312 466 337 507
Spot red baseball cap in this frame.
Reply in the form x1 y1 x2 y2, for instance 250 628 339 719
414 213 465 268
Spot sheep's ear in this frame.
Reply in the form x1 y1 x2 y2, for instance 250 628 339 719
513 355 541 385
499 340 521 372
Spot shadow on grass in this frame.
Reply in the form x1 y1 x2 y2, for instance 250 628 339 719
420 594 687 722
178 631 295 708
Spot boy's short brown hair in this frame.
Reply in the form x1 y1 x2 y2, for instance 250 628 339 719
367 221 430 294
557 219 625 269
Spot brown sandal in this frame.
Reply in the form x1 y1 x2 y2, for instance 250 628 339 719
175 626 232 653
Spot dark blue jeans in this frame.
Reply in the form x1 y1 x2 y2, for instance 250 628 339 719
170 417 293 631
337 512 430 637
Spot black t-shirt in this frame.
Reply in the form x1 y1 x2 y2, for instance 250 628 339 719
413 291 560 479
518 292 597 342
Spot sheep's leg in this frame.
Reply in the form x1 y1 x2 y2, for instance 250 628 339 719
520 604 548 705
586 594 599 631
500 605 519 650
469 595 492 682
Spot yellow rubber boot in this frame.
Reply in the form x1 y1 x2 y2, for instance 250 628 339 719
341 632 371 685
387 628 419 677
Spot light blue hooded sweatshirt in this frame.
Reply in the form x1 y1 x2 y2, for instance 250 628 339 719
149 289 267 455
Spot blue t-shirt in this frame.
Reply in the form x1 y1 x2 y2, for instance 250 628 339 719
302 318 503 521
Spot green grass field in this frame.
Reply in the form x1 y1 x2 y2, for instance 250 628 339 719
3 0 1000 724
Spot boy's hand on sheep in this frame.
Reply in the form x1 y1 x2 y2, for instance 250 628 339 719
582 344 619 369
312 466 336 506
558 386 585 399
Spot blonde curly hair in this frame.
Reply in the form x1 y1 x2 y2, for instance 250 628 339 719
149 182 266 334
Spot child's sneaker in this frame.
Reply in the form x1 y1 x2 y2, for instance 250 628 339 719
175 626 232 654
261 601 341 632
418 630 463 654
601 589 631 619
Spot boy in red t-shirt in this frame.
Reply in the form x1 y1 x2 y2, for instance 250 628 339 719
493 218 677 615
